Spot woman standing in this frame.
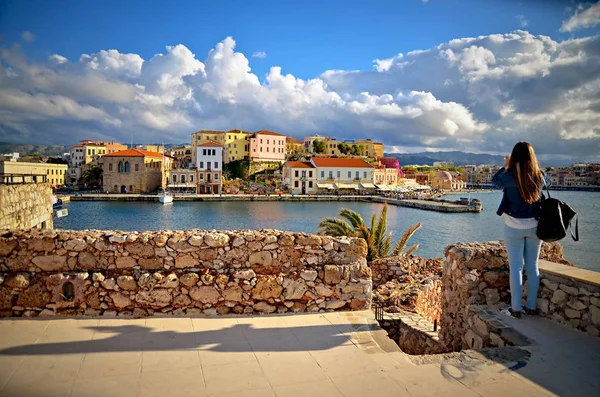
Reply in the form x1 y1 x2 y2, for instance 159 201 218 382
492 142 549 318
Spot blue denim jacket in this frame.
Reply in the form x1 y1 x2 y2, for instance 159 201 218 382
492 167 551 219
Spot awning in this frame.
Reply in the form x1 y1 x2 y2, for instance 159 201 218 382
334 183 359 190
317 183 335 189
359 183 377 189
376 184 391 191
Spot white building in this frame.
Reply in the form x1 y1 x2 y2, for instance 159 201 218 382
196 141 223 194
303 134 327 154
433 161 454 168
283 161 317 195
311 158 375 192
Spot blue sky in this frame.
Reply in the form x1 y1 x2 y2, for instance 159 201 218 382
0 0 599 161
1 0 594 80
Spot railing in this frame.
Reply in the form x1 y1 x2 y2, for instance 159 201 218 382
0 173 48 185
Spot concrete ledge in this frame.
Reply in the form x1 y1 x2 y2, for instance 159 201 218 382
539 259 600 287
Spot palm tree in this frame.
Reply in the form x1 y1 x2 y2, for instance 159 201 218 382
317 203 422 261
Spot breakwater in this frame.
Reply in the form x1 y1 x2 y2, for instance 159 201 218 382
70 194 482 213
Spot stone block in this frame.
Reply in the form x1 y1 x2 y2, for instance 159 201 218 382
138 258 163 270
537 298 550 314
283 279 307 300
564 309 581 319
117 276 138 291
590 305 600 327
559 284 579 295
251 278 283 300
0 239 18 256
32 255 66 271
3 273 30 289
135 289 172 308
464 329 484 350
16 283 51 308
566 300 587 311
484 288 500 305
204 233 229 247
324 265 342 285
325 300 346 310
541 278 558 291
189 286 220 304
222 286 243 302
551 289 568 305
253 301 276 313
249 251 273 267
179 273 199 288
109 292 132 309
590 296 600 308
116 256 137 269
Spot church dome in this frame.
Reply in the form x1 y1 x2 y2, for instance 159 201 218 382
436 171 453 181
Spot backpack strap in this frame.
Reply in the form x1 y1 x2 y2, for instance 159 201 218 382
541 172 551 198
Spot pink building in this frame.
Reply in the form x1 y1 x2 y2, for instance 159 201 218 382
249 130 287 162
378 157 404 178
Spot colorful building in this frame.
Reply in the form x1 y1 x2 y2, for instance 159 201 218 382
283 161 317 194
191 129 251 164
431 171 466 191
249 130 287 162
196 141 223 194
286 137 304 157
310 157 375 192
101 149 173 194
0 160 68 187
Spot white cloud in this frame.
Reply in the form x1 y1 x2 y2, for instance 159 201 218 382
515 15 529 28
561 2 600 32
21 31 35 42
0 32 599 161
252 51 267 59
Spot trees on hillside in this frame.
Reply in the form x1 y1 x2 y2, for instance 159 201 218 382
337 142 351 155
313 139 326 153
82 166 103 187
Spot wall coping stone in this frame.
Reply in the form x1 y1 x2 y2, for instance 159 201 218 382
539 260 600 287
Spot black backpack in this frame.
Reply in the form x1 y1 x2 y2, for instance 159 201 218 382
536 181 578 243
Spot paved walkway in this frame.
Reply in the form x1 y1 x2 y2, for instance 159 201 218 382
0 311 598 397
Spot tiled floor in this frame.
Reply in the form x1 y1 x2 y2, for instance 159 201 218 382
0 310 598 396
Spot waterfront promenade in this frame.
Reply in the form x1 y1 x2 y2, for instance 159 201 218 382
67 194 482 213
0 310 597 396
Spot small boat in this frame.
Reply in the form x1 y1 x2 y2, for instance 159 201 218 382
158 191 173 204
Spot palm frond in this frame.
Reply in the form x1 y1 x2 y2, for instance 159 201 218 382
381 232 392 258
392 222 423 256
374 204 388 256
317 218 355 237
402 243 420 257
339 208 365 229
356 224 376 261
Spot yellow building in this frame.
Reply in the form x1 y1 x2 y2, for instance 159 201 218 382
191 129 251 164
0 161 68 187
286 137 304 156
320 138 384 159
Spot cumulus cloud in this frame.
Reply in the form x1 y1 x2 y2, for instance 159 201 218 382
0 32 599 161
252 51 267 59
21 31 35 42
561 2 600 32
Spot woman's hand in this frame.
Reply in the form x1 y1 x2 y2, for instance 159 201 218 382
504 155 510 168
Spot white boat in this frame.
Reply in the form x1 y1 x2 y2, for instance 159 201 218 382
159 192 173 204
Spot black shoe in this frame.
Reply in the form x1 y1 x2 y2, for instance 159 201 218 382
499 307 521 319
524 307 539 316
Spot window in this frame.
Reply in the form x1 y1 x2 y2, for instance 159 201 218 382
329 171 333 179
355 171 359 179
118 161 124 173
88 149 91 155
125 162 130 172
260 139 263 144
294 181 299 187
181 175 186 183
295 170 299 178
190 175 194 182
214 173 218 180
363 172 367 178
173 175 177 183
348 171 351 178
200 161 204 168
109 164 113 171
321 171 325 178
129 185 133 192
309 171 313 177
203 149 207 156
267 147 269 152
301 170 306 178
214 162 218 169
260 147 263 152
309 181 313 188
135 164 139 171
337 171 340 178
199 173 203 180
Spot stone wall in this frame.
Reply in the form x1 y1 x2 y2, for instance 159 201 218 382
0 183 53 230
0 229 371 317
439 241 599 352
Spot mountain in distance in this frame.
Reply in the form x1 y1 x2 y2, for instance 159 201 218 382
0 142 70 157
385 151 505 167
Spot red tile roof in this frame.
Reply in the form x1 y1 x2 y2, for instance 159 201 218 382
103 149 165 158
254 130 284 137
198 141 222 147
193 130 225 134
311 158 375 168
286 137 303 144
286 161 314 169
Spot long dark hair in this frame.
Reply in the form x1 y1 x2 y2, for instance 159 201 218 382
508 142 543 204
